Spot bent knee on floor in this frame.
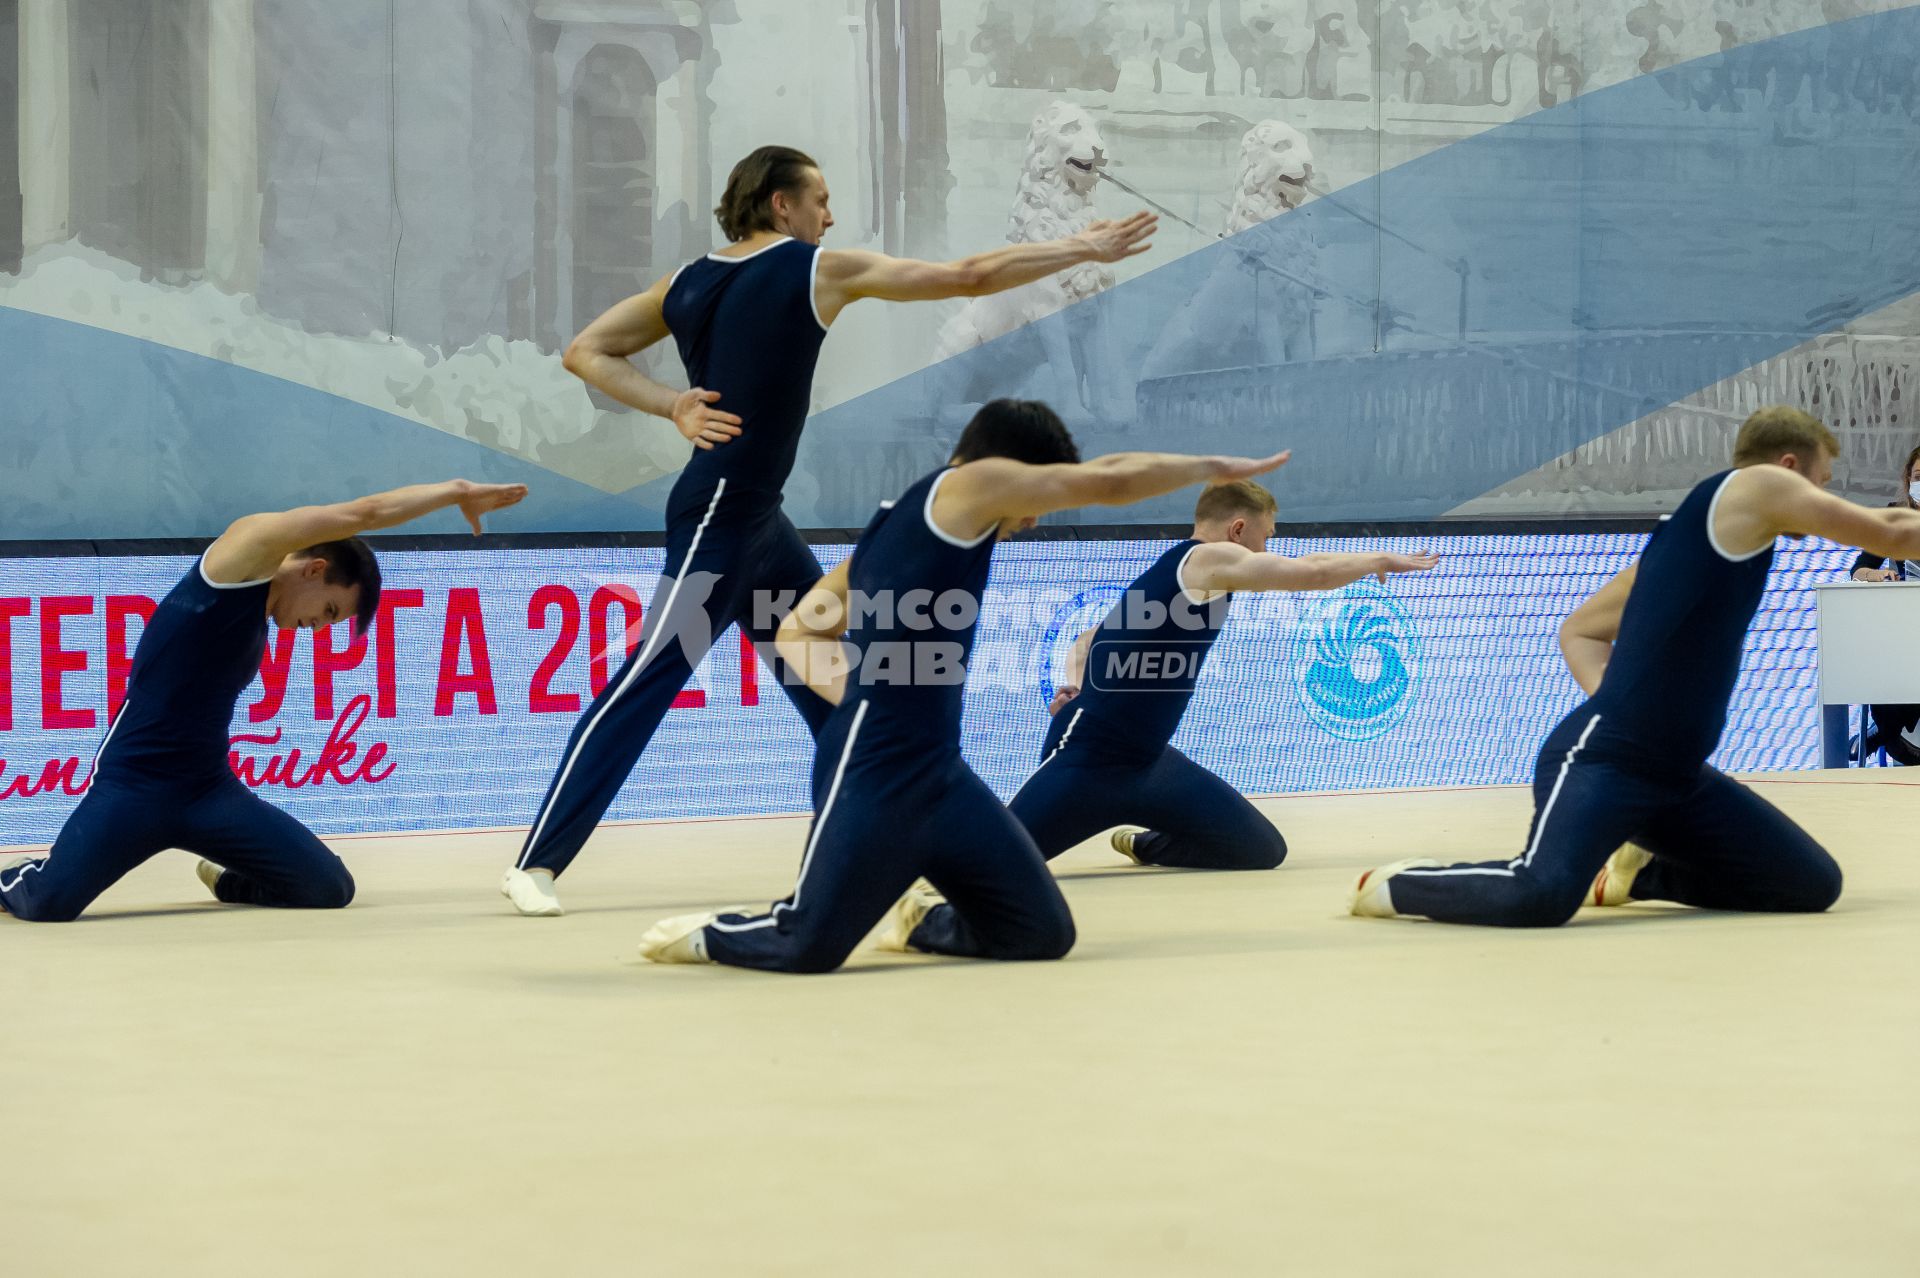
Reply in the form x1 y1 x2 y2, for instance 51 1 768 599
1242 833 1288 871
1000 912 1076 961
1789 856 1843 913
302 868 356 910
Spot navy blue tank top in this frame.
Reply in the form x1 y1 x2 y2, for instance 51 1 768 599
1069 540 1231 748
98 556 269 783
840 467 997 739
1585 469 1774 770
661 237 828 523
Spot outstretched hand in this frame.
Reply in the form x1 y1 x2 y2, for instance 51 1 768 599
1208 451 1292 482
1376 550 1441 583
674 387 745 450
1076 211 1157 263
455 481 529 534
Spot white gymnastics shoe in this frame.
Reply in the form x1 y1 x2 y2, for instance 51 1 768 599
637 912 715 964
1348 858 1442 919
501 867 565 917
1589 843 1654 907
874 888 942 953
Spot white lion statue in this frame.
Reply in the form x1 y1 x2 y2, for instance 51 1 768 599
1226 119 1315 233
1140 119 1321 381
935 99 1115 359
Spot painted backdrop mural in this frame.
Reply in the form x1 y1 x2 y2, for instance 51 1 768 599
1 0 1917 537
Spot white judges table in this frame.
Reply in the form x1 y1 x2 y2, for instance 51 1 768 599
1813 581 1920 767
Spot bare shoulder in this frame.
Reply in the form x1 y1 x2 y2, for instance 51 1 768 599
1185 540 1248 570
1180 540 1251 596
202 514 279 584
942 456 1027 492
815 247 885 280
927 460 1010 542
1719 462 1805 510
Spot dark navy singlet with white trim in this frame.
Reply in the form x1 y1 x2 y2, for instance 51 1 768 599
1069 539 1231 749
1583 468 1774 771
660 236 828 523
98 556 270 783
839 467 997 739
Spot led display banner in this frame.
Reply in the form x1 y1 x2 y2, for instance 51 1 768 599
0 536 1852 848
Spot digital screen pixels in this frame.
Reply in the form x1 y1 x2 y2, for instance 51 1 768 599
0 535 1853 847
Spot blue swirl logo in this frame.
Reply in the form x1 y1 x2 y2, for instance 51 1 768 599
1037 585 1125 706
1293 580 1421 741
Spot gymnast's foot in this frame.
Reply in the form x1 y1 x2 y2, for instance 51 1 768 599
1109 828 1149 865
638 912 715 964
1590 843 1653 907
874 888 941 953
501 867 564 917
1349 858 1442 919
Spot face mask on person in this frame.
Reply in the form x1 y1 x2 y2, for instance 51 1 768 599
1909 480 1920 504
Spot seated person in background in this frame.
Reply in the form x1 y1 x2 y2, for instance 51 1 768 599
1849 443 1920 764
1849 444 1920 582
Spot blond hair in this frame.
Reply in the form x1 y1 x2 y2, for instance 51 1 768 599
1194 480 1277 524
1732 406 1839 467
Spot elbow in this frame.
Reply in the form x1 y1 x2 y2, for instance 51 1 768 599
560 339 597 379
1555 618 1583 661
952 259 993 297
1081 460 1138 506
342 497 383 529
773 619 809 671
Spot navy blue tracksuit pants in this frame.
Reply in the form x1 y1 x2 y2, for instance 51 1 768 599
1385 711 1843 927
701 700 1076 974
516 494 833 876
1008 704 1287 870
1 775 354 922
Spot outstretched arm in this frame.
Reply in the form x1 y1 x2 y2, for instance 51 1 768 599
204 480 528 583
1720 464 1920 562
812 212 1156 325
932 450 1292 542
1184 544 1441 595
1558 565 1638 695
774 560 855 707
562 275 743 452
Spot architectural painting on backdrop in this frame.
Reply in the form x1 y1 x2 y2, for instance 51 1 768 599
0 0 1917 539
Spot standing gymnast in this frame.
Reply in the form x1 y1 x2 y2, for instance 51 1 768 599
635 400 1289 973
1350 406 1909 927
993 478 1437 876
0 479 526 922
504 145 1158 916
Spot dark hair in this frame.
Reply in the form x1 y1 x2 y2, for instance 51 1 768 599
714 146 819 242
296 537 382 636
951 399 1081 467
